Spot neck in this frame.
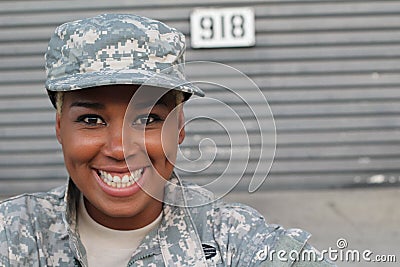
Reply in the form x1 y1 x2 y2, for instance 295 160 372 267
83 197 163 230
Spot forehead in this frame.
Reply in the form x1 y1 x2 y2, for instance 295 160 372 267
63 85 176 107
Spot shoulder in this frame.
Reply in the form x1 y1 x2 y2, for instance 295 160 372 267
213 202 337 266
0 185 66 231
180 181 272 237
181 184 335 266
209 202 336 266
0 185 68 266
181 182 275 235
0 185 65 214
181 182 278 237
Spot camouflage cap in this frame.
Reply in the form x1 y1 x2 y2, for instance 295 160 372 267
45 13 204 106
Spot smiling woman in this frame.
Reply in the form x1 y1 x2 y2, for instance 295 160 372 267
0 14 335 267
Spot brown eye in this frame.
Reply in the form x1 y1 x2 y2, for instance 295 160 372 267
84 117 103 125
132 114 161 126
77 114 106 126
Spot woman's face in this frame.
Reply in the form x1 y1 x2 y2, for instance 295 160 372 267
56 85 185 230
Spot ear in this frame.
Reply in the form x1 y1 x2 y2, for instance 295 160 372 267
55 113 62 144
177 107 185 145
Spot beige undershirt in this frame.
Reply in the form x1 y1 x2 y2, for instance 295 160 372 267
77 196 162 267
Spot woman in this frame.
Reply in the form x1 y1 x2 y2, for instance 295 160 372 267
0 14 335 266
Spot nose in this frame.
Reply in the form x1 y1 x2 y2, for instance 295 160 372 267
103 121 142 161
103 123 125 161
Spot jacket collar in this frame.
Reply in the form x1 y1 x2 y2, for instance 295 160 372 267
63 179 88 266
158 174 208 266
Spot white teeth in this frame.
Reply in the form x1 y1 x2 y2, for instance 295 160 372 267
113 176 121 183
97 168 144 188
131 171 138 182
121 175 130 183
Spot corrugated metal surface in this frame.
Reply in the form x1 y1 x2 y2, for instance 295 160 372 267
1 0 400 195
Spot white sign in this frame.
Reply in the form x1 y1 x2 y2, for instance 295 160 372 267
190 7 255 48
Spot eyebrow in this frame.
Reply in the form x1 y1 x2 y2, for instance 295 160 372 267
69 101 106 110
134 100 168 110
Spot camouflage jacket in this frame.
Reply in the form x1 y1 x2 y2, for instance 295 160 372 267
0 175 336 267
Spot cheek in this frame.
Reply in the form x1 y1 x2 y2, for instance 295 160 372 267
60 126 103 168
145 127 179 170
145 133 176 161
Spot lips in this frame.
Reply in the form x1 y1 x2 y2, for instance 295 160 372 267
94 167 147 197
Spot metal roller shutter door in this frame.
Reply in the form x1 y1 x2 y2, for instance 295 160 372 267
0 0 400 195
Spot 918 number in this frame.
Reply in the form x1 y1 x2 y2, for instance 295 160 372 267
200 14 245 40
191 7 255 48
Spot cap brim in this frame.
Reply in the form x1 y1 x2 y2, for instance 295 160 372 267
45 68 205 97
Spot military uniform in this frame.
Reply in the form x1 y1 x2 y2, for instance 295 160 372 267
0 174 335 266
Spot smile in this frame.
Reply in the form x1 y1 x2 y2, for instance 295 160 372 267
97 168 144 188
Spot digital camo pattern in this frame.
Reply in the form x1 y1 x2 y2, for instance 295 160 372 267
0 175 336 266
45 14 204 104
